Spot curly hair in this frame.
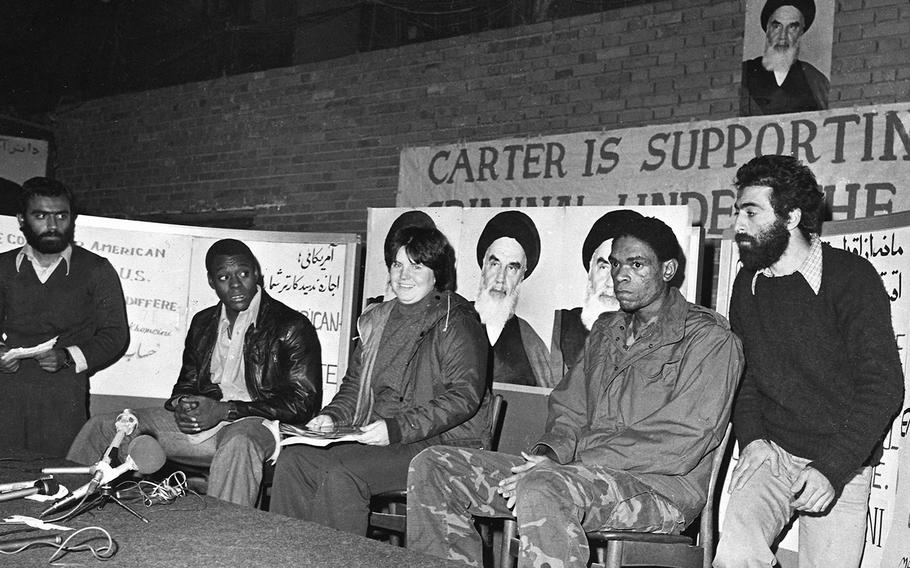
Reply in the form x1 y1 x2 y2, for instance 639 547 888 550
385 225 457 292
734 155 824 239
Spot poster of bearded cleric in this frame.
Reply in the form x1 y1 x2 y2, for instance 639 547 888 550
740 0 834 117
364 206 694 390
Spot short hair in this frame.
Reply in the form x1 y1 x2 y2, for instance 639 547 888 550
385 226 457 292
614 216 682 264
205 239 260 276
19 177 77 217
734 155 824 239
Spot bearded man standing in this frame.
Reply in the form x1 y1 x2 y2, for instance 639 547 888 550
0 177 128 456
714 155 903 568
740 0 829 116
474 210 554 388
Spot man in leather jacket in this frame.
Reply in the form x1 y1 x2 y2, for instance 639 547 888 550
68 239 322 506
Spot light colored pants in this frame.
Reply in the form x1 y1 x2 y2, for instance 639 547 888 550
714 441 873 568
67 407 275 507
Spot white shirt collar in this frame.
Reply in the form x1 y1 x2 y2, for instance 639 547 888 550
15 244 73 277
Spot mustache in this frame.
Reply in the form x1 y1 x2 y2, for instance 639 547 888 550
735 234 757 246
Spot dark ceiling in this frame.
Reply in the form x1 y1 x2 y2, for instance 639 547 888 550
0 0 295 117
0 0 650 119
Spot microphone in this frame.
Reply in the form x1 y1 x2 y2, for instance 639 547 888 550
41 409 139 476
0 478 60 503
0 533 64 552
103 409 138 464
40 435 166 518
0 477 54 493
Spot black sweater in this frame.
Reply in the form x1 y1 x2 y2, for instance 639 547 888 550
0 246 128 373
730 244 903 491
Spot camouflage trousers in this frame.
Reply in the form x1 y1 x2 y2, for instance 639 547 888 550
407 446 684 568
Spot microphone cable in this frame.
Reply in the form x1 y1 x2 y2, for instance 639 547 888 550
0 526 117 562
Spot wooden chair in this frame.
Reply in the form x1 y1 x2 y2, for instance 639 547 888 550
368 392 506 547
501 423 733 568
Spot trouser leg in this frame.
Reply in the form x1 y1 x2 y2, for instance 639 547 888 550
714 445 799 568
69 407 217 467
4 363 87 457
515 464 684 568
407 446 523 567
207 418 275 507
67 410 118 464
798 466 872 568
271 441 427 535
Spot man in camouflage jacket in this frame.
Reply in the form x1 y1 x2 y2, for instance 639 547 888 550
407 217 744 568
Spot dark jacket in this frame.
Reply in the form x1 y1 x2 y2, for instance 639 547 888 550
321 290 491 448
164 290 322 425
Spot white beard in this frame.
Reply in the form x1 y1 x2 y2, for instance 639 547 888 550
475 281 520 345
762 42 798 77
579 280 620 331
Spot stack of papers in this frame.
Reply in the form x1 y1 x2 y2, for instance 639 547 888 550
0 337 57 362
278 423 363 447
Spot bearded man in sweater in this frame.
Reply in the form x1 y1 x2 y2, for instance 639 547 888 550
714 155 903 568
0 178 128 456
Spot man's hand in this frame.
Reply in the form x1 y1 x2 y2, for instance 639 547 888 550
355 420 390 446
729 439 779 492
497 452 552 509
173 395 227 434
306 414 334 432
791 466 835 513
0 347 19 373
33 347 68 373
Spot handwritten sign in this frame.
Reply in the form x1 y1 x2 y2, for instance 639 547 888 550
398 103 910 240
0 135 48 183
0 215 360 407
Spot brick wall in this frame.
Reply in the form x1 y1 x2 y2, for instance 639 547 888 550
53 0 910 236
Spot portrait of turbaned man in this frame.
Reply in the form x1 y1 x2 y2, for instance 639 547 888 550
364 206 697 390
740 0 834 117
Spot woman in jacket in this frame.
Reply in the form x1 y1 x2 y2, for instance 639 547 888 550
269 225 491 535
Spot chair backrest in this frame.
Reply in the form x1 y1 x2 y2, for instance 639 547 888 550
489 393 505 451
697 422 733 567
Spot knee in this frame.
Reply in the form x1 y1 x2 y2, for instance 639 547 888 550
215 432 263 462
514 469 567 517
408 447 447 488
273 449 312 487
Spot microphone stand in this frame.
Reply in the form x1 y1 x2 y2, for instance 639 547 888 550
62 482 149 523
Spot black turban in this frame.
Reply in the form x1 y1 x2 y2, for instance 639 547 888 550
761 0 815 31
475 210 541 278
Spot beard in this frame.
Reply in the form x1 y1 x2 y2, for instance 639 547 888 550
475 280 520 343
22 221 74 254
762 40 799 75
580 279 620 331
735 216 791 272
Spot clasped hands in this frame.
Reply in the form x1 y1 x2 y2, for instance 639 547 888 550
174 395 228 434
729 439 835 514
